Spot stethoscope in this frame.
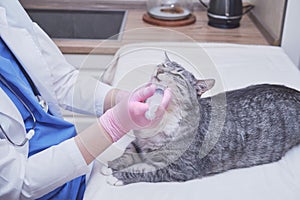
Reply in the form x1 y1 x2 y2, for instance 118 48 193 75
0 68 48 146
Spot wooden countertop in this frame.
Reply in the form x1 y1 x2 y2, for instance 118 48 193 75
20 1 269 55
55 10 269 55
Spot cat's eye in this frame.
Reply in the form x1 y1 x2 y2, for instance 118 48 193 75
171 69 182 74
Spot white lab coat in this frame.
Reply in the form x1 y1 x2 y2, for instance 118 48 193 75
0 0 112 199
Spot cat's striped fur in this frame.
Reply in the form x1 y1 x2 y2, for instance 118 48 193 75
108 54 300 185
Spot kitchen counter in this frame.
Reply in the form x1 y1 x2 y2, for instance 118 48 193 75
20 1 269 55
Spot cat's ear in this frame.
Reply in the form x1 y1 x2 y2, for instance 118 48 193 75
195 79 215 96
164 51 171 62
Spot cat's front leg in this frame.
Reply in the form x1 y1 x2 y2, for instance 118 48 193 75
109 163 159 185
108 142 143 171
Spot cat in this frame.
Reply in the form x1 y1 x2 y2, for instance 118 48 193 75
107 53 300 185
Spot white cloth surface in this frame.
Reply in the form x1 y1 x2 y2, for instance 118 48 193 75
84 42 300 200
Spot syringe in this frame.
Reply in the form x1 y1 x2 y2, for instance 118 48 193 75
145 88 164 120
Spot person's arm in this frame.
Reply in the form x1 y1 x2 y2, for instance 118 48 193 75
75 122 113 165
21 86 131 197
32 22 114 116
0 136 90 199
0 119 113 199
32 22 130 116
23 85 171 199
103 88 130 112
76 84 172 164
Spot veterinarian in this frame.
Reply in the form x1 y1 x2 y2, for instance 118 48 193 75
0 1 171 199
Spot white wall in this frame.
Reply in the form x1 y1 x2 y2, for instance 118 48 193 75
247 0 285 45
281 0 300 69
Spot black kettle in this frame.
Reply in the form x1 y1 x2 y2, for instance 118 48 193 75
199 0 253 29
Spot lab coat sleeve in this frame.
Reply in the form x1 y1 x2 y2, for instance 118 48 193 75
0 137 90 200
21 138 90 199
0 139 26 200
31 23 113 116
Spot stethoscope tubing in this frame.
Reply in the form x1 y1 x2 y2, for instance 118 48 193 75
0 73 36 146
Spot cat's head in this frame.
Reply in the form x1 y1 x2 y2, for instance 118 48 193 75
151 52 215 98
135 53 215 142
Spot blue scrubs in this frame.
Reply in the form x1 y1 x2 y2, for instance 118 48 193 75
0 38 86 199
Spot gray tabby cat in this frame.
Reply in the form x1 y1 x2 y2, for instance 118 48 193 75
108 53 300 185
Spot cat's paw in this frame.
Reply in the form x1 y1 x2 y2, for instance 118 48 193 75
106 175 124 186
100 166 113 176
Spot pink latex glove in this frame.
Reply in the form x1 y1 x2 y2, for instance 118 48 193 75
114 89 130 106
99 84 171 142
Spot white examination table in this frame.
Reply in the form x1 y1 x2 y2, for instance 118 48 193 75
84 43 300 200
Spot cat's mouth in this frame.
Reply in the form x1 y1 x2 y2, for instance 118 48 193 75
151 66 165 82
152 65 166 82
151 75 161 82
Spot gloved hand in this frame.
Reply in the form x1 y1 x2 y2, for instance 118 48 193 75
114 89 130 105
99 84 172 142
103 89 130 112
